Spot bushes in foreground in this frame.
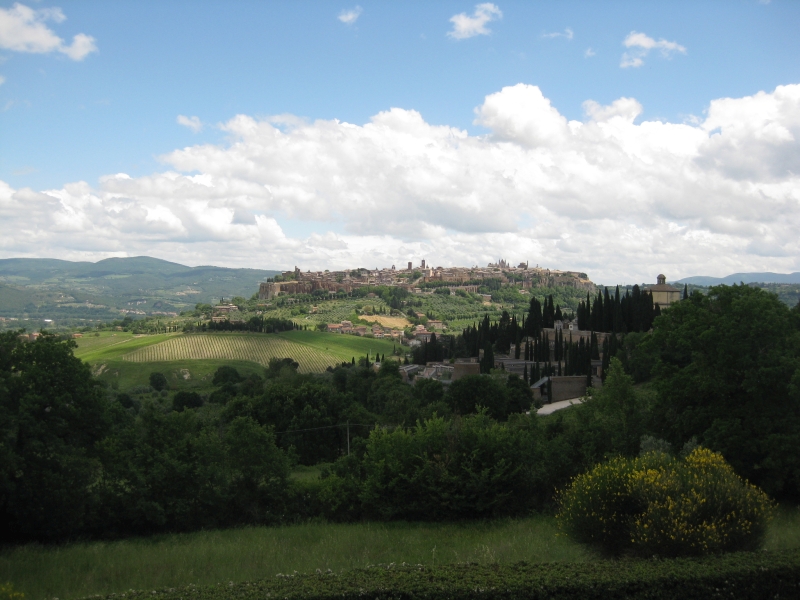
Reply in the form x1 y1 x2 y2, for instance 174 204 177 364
557 447 774 558
95 549 800 600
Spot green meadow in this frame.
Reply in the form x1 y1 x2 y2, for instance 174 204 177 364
2 508 799 600
0 517 588 600
72 331 400 392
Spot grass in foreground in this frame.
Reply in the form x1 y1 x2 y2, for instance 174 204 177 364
0 517 589 600
2 508 798 600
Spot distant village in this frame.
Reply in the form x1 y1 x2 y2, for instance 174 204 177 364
258 259 596 300
252 259 597 349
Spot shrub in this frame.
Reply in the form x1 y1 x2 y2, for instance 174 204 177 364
357 412 539 520
105 549 800 600
212 365 241 385
557 447 774 557
0 582 24 600
116 392 135 409
149 371 168 391
128 384 153 395
173 391 203 411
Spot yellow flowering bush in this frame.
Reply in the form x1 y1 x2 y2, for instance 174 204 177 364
0 583 24 600
556 448 774 557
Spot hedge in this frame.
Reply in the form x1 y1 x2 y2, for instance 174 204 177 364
89 548 800 600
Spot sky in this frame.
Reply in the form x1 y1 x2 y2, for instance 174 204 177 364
1 1 799 284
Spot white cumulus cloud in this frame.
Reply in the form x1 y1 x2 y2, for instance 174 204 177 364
621 31 685 68
448 3 502 40
1 83 800 282
0 3 97 61
177 115 203 133
338 6 362 25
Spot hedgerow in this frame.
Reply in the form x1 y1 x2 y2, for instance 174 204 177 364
88 549 800 600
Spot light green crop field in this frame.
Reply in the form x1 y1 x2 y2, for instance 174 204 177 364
278 330 399 359
116 332 398 373
73 331 177 363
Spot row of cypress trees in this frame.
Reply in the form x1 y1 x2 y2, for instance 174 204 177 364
575 285 660 333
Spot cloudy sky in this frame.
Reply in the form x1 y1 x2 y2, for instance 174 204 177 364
1 1 799 283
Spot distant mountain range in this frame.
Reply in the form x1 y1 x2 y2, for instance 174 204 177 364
0 256 279 328
674 272 800 286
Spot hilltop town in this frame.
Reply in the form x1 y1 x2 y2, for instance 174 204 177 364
258 259 596 300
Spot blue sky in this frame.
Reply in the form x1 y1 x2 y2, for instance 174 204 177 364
1 1 799 282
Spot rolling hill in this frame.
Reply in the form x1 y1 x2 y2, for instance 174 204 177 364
0 256 279 328
674 272 800 286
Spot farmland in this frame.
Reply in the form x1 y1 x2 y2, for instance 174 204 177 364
73 331 176 363
118 331 398 373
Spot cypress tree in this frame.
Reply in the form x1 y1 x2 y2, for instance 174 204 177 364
614 286 623 333
481 341 494 374
603 287 613 332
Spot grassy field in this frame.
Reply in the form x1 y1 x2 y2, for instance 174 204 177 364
278 330 399 360
73 331 177 363
75 331 399 378
0 517 590 600
92 359 266 393
119 332 398 373
2 507 799 600
71 330 402 395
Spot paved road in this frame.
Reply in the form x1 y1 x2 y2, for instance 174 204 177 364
536 397 584 416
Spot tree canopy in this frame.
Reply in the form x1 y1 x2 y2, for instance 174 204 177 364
647 285 800 499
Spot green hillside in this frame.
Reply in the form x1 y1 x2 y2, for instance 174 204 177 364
75 330 396 372
0 256 279 329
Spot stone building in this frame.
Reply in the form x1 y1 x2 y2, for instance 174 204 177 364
648 274 681 310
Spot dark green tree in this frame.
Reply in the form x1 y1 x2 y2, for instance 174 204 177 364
480 341 494 374
149 371 168 391
0 332 109 541
446 375 509 420
648 284 800 499
212 365 242 385
173 391 203 411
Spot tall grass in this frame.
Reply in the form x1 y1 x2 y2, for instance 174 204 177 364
0 517 589 600
765 504 800 551
3 508 798 600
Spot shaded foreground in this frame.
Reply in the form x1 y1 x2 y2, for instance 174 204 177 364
95 549 800 600
1 518 585 599
3 509 800 600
